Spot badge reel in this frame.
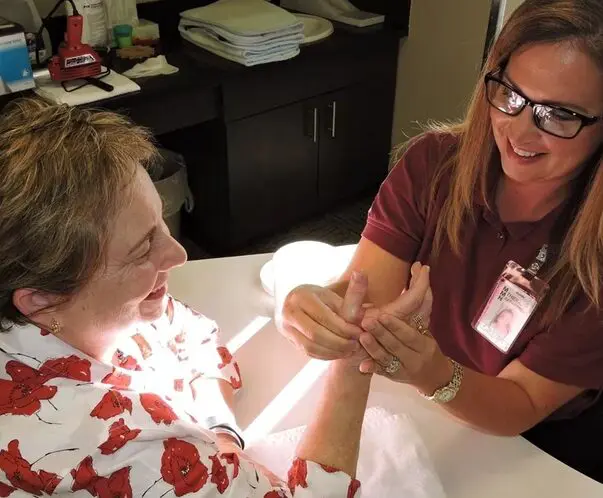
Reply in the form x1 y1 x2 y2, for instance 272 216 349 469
472 245 550 353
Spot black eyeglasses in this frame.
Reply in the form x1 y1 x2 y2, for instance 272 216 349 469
484 72 600 139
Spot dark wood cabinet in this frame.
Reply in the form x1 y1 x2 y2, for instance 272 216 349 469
226 100 320 243
218 79 394 249
318 82 394 206
146 27 401 254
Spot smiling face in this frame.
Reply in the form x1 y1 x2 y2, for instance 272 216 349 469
490 41 603 186
46 166 187 358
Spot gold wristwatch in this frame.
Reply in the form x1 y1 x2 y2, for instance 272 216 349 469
421 360 464 404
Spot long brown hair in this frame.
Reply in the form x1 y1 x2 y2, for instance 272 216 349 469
431 0 603 325
0 99 157 331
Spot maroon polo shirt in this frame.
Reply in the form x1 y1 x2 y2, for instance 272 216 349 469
363 132 603 416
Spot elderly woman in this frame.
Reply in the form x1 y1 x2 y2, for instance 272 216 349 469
280 0 603 483
0 99 430 496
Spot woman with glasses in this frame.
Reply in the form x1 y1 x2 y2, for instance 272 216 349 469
278 0 603 483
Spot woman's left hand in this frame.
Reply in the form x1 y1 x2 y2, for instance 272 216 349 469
358 263 454 394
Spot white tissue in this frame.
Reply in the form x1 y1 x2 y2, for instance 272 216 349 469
246 406 447 498
122 56 179 78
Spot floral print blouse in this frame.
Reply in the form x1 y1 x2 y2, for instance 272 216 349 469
0 296 360 497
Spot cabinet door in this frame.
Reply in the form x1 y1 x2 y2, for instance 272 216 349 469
318 82 394 206
226 100 320 245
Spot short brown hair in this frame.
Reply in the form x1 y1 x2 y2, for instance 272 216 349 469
0 99 157 330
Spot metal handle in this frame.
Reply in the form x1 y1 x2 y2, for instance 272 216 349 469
312 107 318 143
328 101 337 138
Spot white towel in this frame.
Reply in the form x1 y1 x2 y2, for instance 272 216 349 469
180 26 301 54
246 406 447 498
180 26 300 66
33 68 140 106
179 20 304 48
179 0 303 66
181 0 302 37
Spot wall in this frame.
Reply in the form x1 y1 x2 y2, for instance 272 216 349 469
34 0 59 15
33 0 160 17
391 0 491 145
502 0 524 22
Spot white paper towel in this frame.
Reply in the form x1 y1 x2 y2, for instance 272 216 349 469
246 406 447 498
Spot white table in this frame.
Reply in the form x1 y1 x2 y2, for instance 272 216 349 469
168 252 603 498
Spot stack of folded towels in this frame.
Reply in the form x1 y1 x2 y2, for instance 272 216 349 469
179 0 304 67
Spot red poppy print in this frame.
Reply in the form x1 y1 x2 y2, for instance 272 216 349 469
229 363 242 390
217 347 232 369
132 333 153 359
140 393 178 425
98 418 141 455
319 464 338 473
220 453 240 479
4 361 44 383
0 482 15 496
71 456 132 498
39 355 91 382
347 478 361 498
161 438 209 496
101 370 132 390
209 454 229 493
38 471 61 495
112 351 142 372
0 440 61 496
263 491 287 498
39 328 50 336
90 391 133 420
70 456 97 494
167 296 175 324
167 328 189 363
92 467 132 498
174 379 184 392
287 458 308 491
0 376 57 416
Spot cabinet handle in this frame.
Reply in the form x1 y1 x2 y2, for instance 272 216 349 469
312 107 318 143
328 101 337 138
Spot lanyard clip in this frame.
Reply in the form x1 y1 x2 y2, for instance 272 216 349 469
527 244 548 276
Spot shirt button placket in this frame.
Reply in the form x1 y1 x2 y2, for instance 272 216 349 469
496 230 507 253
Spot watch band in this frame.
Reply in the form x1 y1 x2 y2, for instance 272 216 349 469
203 415 246 449
211 424 245 450
421 359 464 404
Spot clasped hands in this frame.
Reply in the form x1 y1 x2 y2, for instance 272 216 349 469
280 263 454 394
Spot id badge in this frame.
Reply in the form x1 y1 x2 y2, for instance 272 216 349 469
472 261 549 353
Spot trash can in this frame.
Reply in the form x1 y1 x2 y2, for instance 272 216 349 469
149 148 194 241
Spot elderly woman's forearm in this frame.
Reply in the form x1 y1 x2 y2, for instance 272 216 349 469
296 361 372 477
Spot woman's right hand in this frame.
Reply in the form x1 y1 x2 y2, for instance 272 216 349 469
278 282 365 360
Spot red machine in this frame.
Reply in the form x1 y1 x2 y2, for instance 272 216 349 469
48 14 101 82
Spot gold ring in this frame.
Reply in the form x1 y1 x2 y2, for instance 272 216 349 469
410 314 427 333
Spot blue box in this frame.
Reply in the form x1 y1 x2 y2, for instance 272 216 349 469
0 18 35 95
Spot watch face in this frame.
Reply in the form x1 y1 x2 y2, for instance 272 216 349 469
438 388 455 403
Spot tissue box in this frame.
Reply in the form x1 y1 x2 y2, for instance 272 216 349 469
0 18 35 96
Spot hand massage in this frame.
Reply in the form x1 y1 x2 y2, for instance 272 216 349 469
1 0 603 496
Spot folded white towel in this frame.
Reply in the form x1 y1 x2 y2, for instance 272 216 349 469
181 0 301 37
180 26 300 66
179 20 303 47
181 25 302 52
246 406 447 498
34 68 140 106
